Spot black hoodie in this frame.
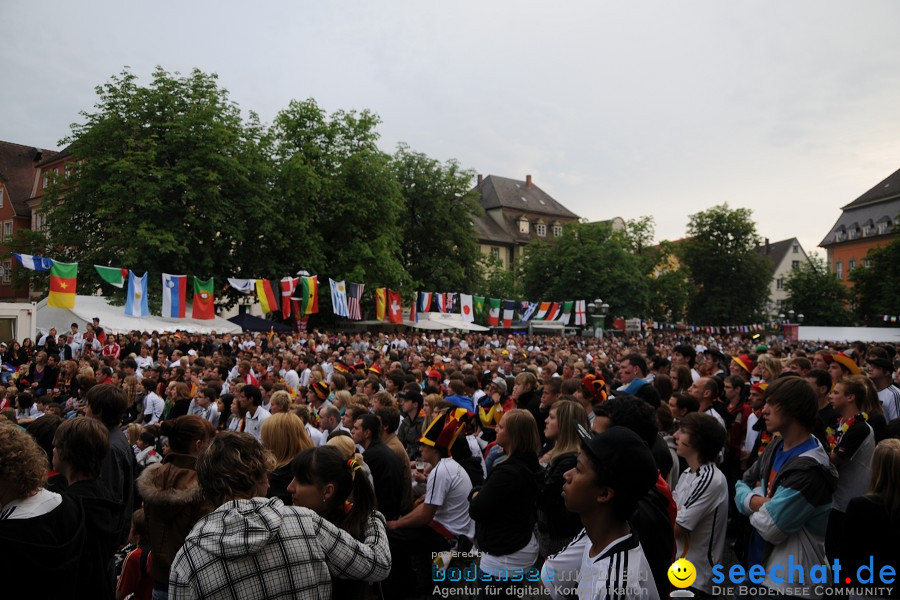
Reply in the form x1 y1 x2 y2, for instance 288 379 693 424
66 479 121 600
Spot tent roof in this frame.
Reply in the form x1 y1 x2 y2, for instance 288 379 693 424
36 295 241 335
227 312 293 333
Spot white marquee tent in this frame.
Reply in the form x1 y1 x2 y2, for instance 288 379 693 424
36 295 241 335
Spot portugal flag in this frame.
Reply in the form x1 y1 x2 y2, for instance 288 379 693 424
49 261 78 308
192 277 215 320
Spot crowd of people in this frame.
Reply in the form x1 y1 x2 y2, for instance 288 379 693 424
0 318 899 599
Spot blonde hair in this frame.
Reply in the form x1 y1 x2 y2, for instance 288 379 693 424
756 354 782 380
260 412 313 468
547 401 589 461
333 390 352 408
869 438 900 525
126 422 143 446
515 371 538 391
326 434 365 466
499 409 540 456
269 390 292 413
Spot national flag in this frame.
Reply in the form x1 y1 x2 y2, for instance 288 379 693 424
300 276 319 314
559 301 574 324
162 274 187 318
281 277 298 319
409 293 418 323
227 278 256 294
192 276 215 320
487 298 501 327
14 253 53 272
94 265 128 288
417 292 433 313
330 279 349 318
256 279 280 315
521 302 539 321
387 289 403 324
501 300 515 328
460 294 474 322
347 282 364 321
446 293 458 313
375 288 387 321
534 301 552 320
473 296 485 322
574 300 587 326
48 261 77 308
125 271 149 317
435 293 447 313
544 302 562 321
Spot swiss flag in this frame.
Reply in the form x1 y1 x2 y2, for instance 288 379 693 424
387 289 403 324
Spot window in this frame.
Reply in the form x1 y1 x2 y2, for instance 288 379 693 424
2 221 10 240
536 223 547 237
792 243 799 253
877 221 889 235
863 258 871 268
835 260 843 280
863 225 873 236
791 260 800 269
42 174 48 189
64 163 71 178
1 260 10 285
849 258 856 271
0 187 4 208
518 218 529 234
553 224 563 237
490 247 500 260
776 278 783 290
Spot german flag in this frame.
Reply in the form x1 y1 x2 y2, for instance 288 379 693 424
334 361 353 374
49 261 78 308
255 279 279 315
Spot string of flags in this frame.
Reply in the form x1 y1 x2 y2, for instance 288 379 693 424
884 315 899 323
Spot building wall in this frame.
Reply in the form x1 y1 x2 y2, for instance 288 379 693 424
479 243 512 268
769 242 809 314
826 236 895 286
0 182 31 299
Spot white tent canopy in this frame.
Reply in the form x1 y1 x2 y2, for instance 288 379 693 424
36 295 241 335
414 312 490 332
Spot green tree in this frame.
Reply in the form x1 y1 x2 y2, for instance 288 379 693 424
392 144 483 291
271 99 409 317
476 254 522 299
24 67 278 309
850 236 900 325
782 255 853 326
520 221 648 318
681 204 771 324
646 241 694 322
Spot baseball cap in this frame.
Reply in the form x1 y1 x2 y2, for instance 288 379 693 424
426 369 442 380
491 377 507 394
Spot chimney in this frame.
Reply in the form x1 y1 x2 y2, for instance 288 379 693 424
526 174 532 188
477 174 483 190
764 238 770 255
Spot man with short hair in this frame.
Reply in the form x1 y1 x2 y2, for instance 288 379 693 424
867 357 900 422
239 385 270 442
189 387 220 426
735 377 837 598
672 344 699 382
317 405 347 445
352 414 405 520
688 377 726 429
397 388 425 460
806 369 839 449
616 353 661 408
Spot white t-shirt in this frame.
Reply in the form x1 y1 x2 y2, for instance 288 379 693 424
425 457 474 539
878 385 900 422
143 392 165 425
306 423 324 446
0 488 62 520
541 529 588 600
576 531 659 600
283 369 300 393
243 406 271 441
744 411 761 455
673 463 729 594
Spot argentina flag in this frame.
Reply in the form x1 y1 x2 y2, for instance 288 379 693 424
330 278 349 318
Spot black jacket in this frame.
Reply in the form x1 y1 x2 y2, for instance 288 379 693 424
363 440 406 520
537 452 581 540
469 451 541 555
66 479 121 600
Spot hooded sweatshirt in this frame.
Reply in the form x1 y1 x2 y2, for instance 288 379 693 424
66 479 121 600
169 497 391 599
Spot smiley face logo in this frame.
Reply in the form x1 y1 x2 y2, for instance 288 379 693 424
668 558 696 589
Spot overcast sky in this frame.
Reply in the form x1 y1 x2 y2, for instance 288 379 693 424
4 0 900 256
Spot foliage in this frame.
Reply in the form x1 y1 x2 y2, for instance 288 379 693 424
782 255 853 326
681 204 772 324
392 144 483 292
28 67 278 310
646 241 694 322
520 221 648 318
475 254 522 300
850 236 900 325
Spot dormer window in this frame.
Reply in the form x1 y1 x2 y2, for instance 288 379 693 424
553 224 563 237
518 217 530 234
536 223 547 237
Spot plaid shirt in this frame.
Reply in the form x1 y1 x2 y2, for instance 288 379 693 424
169 497 390 599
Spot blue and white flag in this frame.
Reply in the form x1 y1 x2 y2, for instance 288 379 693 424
329 278 349 318
12 253 53 272
520 302 539 321
162 273 187 318
227 278 256 294
125 271 149 317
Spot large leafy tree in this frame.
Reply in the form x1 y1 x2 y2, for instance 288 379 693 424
783 255 853 326
681 204 771 324
393 144 483 292
26 67 278 308
646 241 694 323
271 100 409 307
520 221 648 318
850 235 900 325
475 254 523 300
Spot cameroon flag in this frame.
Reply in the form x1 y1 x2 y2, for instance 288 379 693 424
300 276 319 314
192 277 215 320
49 261 78 308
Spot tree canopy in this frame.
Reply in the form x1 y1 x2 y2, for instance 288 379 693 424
850 236 900 326
783 255 853 326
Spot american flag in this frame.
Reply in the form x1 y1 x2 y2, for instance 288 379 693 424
347 282 364 321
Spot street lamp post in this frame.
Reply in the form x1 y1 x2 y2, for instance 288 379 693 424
587 298 609 338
